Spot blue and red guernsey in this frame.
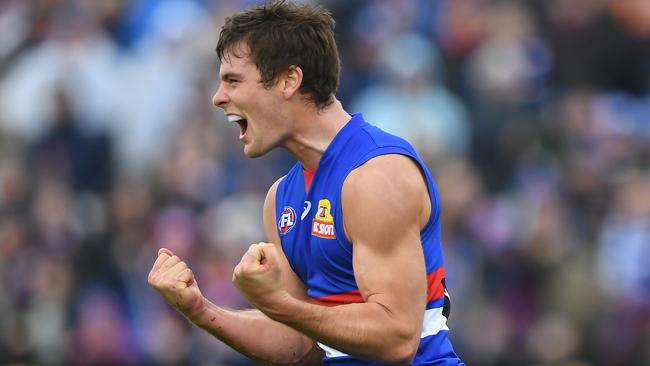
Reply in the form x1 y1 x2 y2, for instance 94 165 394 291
275 114 464 365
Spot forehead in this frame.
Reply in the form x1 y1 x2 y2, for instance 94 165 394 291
219 43 258 76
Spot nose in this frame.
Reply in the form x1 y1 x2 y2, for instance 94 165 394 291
212 84 229 109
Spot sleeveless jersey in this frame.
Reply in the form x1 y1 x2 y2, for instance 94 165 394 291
275 114 464 365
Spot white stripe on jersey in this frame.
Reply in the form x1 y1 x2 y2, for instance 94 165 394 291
421 306 450 338
317 307 449 359
317 342 349 359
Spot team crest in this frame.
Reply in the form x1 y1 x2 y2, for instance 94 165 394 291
312 199 335 239
278 206 296 235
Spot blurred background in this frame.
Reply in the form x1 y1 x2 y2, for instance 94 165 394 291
0 0 649 365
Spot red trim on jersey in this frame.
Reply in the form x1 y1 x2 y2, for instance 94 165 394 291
303 168 316 192
310 267 446 307
427 266 446 302
311 290 363 307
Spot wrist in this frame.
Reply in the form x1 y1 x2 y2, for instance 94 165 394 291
257 290 299 322
185 296 209 324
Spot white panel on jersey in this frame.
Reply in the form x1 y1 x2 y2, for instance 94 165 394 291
317 342 349 358
421 307 450 338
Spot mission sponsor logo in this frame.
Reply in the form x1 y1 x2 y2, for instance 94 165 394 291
312 199 335 239
278 206 296 235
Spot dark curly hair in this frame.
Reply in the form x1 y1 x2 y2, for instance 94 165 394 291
216 0 341 110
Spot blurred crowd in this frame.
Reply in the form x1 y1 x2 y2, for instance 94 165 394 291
0 0 649 365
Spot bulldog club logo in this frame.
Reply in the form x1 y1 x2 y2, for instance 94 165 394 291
312 199 335 239
278 206 296 235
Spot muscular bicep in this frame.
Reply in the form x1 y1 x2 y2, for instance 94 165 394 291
263 177 310 301
342 155 430 335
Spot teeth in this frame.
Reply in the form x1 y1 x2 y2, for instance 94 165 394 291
227 115 244 123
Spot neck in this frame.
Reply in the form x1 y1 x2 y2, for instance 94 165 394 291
282 99 351 171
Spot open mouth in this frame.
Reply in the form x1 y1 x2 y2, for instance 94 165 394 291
227 115 248 139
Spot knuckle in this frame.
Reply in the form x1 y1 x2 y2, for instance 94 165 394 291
234 264 250 278
162 278 176 290
232 269 241 282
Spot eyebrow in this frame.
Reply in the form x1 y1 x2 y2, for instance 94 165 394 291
220 72 244 82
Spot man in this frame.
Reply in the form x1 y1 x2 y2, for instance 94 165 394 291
148 1 464 365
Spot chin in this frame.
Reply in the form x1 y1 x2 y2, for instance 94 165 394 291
242 136 279 158
243 145 267 158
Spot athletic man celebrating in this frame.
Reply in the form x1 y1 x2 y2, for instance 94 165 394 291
148 1 464 364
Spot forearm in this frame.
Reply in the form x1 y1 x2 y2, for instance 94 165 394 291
189 297 322 365
263 294 417 365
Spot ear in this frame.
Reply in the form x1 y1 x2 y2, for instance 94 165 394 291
281 65 303 99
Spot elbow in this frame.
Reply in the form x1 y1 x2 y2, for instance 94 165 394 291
377 330 420 365
386 341 419 365
289 341 325 366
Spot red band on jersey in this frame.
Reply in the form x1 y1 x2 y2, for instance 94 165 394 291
427 266 446 302
311 267 446 307
311 290 364 307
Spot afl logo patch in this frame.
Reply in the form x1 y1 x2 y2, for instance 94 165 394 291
278 206 296 235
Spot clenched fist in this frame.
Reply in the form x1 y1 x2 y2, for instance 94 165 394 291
148 248 205 320
232 242 287 311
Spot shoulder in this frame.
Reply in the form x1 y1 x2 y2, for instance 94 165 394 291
341 154 430 237
343 154 426 201
263 176 287 244
264 175 286 210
